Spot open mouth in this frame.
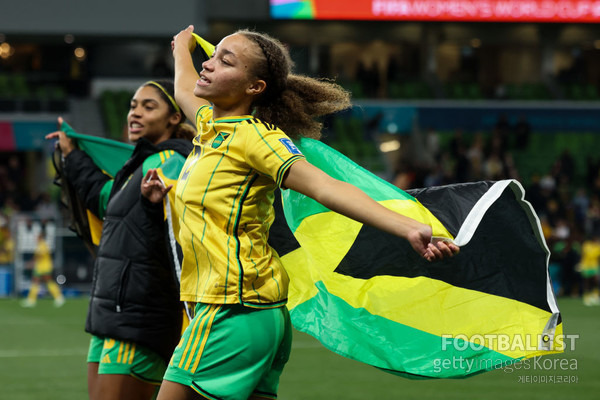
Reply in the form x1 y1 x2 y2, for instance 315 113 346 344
129 122 143 133
197 74 210 86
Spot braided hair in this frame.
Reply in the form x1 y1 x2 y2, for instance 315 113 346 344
143 79 196 141
237 30 351 140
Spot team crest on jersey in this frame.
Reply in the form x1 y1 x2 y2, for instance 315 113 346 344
211 132 230 149
279 138 302 155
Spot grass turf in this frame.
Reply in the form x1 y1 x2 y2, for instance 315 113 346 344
0 297 597 399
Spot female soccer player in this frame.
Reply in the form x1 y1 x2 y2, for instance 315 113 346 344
145 26 459 400
46 80 195 400
21 230 65 308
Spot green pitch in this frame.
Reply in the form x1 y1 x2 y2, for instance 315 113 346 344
0 297 598 399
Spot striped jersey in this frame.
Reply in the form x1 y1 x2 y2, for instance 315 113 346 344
175 105 305 307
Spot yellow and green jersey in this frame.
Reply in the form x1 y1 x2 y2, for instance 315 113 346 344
34 238 53 275
580 240 600 270
175 105 305 307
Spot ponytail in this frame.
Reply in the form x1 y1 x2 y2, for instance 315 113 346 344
238 30 351 140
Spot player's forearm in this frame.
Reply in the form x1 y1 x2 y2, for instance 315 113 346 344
284 161 422 239
315 178 421 239
173 45 201 119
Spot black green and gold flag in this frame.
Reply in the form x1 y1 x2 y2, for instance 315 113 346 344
273 137 562 379
61 121 134 177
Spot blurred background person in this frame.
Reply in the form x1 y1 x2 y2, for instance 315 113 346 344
21 228 65 308
578 233 600 306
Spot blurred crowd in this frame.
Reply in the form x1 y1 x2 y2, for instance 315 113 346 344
0 154 58 219
393 114 600 305
0 154 59 271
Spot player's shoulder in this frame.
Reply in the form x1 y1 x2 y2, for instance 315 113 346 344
145 149 185 165
143 150 187 179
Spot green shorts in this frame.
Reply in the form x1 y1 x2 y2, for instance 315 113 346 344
87 335 166 385
163 303 292 400
32 270 52 278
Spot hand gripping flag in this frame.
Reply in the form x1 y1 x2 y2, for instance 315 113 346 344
52 121 134 255
60 121 134 177
271 137 563 379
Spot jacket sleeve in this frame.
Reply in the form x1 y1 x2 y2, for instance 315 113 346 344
63 149 113 219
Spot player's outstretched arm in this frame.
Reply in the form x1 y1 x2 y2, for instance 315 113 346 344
282 159 459 261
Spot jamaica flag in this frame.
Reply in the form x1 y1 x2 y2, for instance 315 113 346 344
270 137 562 379
60 121 134 177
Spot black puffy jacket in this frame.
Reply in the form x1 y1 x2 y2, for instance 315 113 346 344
65 137 192 361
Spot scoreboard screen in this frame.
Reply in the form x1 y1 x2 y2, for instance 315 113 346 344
270 0 600 22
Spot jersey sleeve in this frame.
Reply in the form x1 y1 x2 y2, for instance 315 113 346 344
244 126 305 188
142 150 188 186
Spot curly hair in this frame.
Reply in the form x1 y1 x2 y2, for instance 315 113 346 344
237 30 351 140
144 79 196 141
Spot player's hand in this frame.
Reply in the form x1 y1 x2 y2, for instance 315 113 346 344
141 169 172 204
406 224 460 262
425 239 460 261
44 116 76 156
172 25 196 53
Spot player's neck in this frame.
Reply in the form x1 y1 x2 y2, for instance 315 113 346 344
212 101 252 120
